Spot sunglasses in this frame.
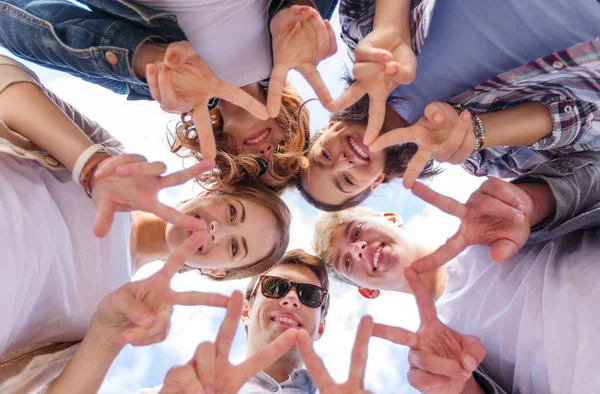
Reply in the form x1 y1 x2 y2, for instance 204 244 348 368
251 275 329 309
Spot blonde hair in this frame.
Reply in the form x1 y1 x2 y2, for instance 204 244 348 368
169 81 310 195
180 183 291 281
312 207 380 286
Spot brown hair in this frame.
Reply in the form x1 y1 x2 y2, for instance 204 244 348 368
169 81 310 195
297 83 441 211
245 249 331 318
181 183 291 281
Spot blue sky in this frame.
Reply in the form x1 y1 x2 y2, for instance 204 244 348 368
0 4 485 393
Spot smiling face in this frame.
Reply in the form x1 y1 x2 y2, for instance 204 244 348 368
301 121 386 207
328 214 417 291
165 193 279 277
242 264 326 360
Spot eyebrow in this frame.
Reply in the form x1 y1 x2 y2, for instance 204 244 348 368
344 220 355 239
235 199 246 223
241 237 248 260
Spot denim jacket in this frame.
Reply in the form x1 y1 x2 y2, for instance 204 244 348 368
0 0 338 100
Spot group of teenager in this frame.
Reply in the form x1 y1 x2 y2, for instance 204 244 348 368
0 0 599 392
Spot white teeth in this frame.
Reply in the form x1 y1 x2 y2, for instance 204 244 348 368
373 244 384 270
274 317 299 326
349 137 369 160
245 129 270 145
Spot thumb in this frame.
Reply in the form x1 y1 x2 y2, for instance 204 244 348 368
164 41 197 68
489 239 520 262
423 102 453 127
93 198 117 238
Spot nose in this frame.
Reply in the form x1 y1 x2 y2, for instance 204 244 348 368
279 287 301 309
351 241 367 261
257 143 274 161
335 150 354 171
209 220 231 243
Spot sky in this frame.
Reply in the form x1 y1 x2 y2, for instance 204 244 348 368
0 5 485 394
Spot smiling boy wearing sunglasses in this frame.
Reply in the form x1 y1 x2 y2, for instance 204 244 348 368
241 249 330 392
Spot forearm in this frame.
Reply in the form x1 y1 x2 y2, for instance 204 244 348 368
374 0 412 43
46 325 123 394
479 102 553 149
0 82 93 170
461 376 486 394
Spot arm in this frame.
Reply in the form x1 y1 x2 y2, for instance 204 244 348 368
373 0 412 44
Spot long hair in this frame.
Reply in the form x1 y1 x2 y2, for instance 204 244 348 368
169 81 310 195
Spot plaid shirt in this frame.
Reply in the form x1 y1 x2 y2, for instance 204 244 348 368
339 0 600 179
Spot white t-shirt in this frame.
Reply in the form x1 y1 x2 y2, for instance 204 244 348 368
0 153 133 355
436 228 600 393
136 0 272 87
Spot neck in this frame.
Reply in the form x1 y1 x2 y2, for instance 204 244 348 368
247 343 300 383
130 211 171 273
394 242 448 301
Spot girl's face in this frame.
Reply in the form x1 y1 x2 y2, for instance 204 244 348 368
165 193 279 275
302 121 387 206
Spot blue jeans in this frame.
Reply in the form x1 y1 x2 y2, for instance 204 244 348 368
0 0 186 99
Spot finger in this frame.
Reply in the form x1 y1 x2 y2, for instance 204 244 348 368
238 328 297 384
410 232 468 274
323 19 337 58
158 63 180 111
174 291 229 308
193 341 216 391
218 83 269 120
461 335 486 371
468 193 524 224
407 367 452 391
297 329 336 389
147 63 161 103
348 316 374 384
423 102 455 129
479 178 526 212
403 267 438 323
160 231 208 278
267 63 289 118
489 238 520 262
411 182 467 219
161 364 205 394
368 125 418 152
434 111 471 161
402 147 433 189
306 9 329 56
353 61 384 80
327 83 367 113
159 159 216 188
191 105 217 160
215 291 244 359
116 161 167 177
153 203 207 232
408 350 469 380
355 46 393 64
128 326 169 347
164 41 197 69
364 95 388 145
299 64 333 110
115 291 156 330
94 154 147 179
93 199 118 238
372 323 417 348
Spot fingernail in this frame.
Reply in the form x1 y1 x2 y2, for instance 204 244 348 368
296 6 308 14
513 211 524 223
517 203 525 212
95 169 105 179
463 355 477 371
204 386 214 394
193 390 205 394
140 314 154 327
433 113 442 122
382 54 390 63
167 53 180 65
461 370 471 379
147 65 156 75
461 112 471 122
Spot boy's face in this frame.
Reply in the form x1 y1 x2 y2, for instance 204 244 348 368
328 214 416 291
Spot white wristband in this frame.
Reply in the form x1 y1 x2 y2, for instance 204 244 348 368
72 144 106 183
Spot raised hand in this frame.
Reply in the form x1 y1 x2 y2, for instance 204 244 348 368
297 316 375 394
410 178 531 274
329 23 417 146
91 154 215 238
147 41 270 159
369 102 476 188
268 5 337 117
159 291 297 394
91 231 229 350
373 267 486 394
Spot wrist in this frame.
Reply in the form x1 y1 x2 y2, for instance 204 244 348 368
86 320 126 355
512 182 555 227
460 376 486 394
133 42 168 79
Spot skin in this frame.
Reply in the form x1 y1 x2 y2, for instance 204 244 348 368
241 264 327 383
161 194 279 276
302 121 386 206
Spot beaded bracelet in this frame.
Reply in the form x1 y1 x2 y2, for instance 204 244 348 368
452 104 486 154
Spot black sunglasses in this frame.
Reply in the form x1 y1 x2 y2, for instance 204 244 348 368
251 275 329 309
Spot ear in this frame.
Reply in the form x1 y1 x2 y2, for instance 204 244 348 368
315 318 326 341
200 268 226 279
241 299 251 327
358 288 381 299
371 172 386 190
382 212 403 228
